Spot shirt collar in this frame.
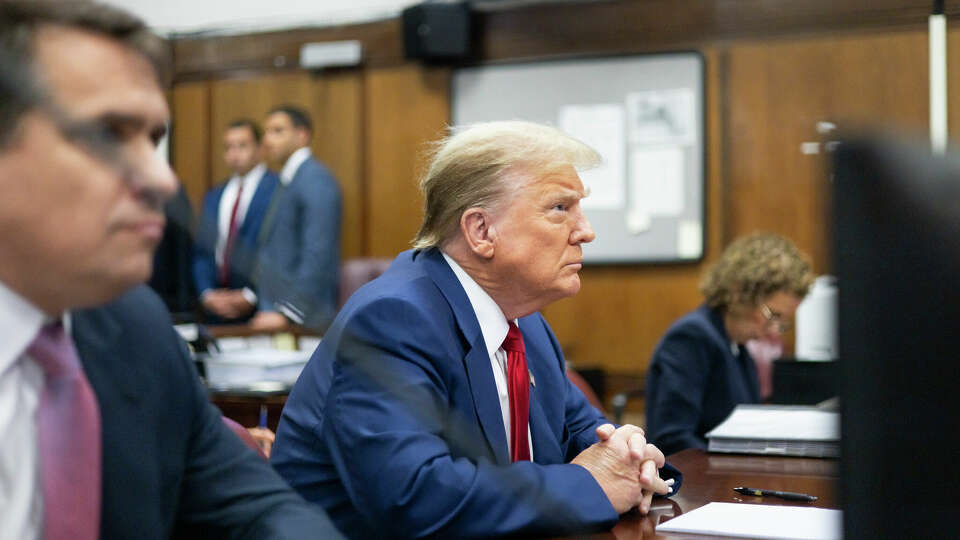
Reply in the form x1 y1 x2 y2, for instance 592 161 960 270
280 147 311 185
240 162 267 189
441 252 512 358
0 280 50 374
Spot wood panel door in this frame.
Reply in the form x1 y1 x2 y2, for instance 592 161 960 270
724 29 929 273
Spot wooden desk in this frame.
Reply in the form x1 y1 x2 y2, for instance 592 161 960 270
572 449 838 539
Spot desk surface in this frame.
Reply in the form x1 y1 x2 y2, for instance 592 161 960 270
572 449 838 539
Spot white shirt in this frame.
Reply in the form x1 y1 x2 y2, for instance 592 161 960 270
279 147 311 186
0 280 46 540
442 252 534 459
215 162 267 268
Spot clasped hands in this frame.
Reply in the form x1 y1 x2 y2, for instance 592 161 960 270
202 289 255 319
571 423 671 515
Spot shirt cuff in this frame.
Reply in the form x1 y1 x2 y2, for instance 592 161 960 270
241 287 258 306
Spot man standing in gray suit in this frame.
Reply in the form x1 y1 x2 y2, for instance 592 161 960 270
250 105 343 332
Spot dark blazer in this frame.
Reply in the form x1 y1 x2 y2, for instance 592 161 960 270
271 249 681 539
72 285 341 539
645 304 761 456
257 157 341 330
193 169 279 296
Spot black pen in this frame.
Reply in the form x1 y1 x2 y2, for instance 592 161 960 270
734 486 818 502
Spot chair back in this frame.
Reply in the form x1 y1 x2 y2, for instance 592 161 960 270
566 367 606 414
339 258 393 308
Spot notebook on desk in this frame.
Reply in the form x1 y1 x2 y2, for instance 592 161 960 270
705 405 840 458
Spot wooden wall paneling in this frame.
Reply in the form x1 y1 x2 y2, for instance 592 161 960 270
946 28 960 143
724 30 929 275
172 19 405 80
171 81 211 211
474 0 942 63
312 71 365 259
364 64 451 257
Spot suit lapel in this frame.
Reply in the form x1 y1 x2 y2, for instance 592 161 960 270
419 249 510 465
520 319 563 465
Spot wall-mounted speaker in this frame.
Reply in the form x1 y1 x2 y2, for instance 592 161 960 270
402 2 472 62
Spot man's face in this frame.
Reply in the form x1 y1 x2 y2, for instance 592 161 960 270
262 112 305 165
223 126 260 176
488 165 595 311
0 26 177 313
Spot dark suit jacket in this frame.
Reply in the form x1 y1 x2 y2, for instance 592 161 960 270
193 169 280 296
72 285 341 539
271 249 681 539
256 157 341 330
645 304 761 456
150 185 196 317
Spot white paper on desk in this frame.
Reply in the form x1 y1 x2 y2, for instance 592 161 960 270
558 103 625 210
204 349 311 387
707 405 839 441
655 502 842 540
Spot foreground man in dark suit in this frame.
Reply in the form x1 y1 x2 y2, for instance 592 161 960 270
0 2 340 538
272 120 681 538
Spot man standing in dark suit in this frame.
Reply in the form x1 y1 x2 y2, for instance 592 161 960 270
271 121 681 538
194 120 279 323
250 105 342 332
0 2 340 538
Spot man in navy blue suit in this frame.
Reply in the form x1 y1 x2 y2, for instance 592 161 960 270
0 2 340 538
194 119 279 323
250 105 342 332
271 121 681 538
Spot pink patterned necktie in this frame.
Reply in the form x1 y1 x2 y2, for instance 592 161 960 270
28 321 101 540
501 322 531 462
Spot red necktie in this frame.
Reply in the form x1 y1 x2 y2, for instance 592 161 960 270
502 322 531 462
29 321 102 540
219 180 245 287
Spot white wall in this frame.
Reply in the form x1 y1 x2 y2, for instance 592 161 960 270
104 0 421 36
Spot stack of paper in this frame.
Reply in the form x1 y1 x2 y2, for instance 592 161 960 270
705 405 839 457
656 502 842 539
203 349 311 389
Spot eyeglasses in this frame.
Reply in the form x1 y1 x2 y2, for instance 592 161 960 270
760 303 793 333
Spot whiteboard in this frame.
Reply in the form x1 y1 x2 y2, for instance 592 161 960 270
452 52 705 263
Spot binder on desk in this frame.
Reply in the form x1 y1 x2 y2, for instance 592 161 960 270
706 405 840 458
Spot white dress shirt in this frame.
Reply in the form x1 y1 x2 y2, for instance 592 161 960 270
279 147 311 186
442 252 534 458
215 162 267 268
0 280 47 540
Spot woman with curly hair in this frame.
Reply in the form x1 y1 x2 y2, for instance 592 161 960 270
645 233 815 455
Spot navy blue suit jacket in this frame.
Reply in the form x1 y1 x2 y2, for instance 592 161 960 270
257 157 341 330
271 249 681 539
193 169 279 296
73 285 341 539
645 305 761 456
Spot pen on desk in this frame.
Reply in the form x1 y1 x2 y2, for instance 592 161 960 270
733 486 818 502
258 405 268 429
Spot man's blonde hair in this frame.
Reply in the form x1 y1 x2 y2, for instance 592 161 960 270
700 233 815 310
412 120 601 249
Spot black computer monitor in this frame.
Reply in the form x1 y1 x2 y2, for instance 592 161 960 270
833 135 960 539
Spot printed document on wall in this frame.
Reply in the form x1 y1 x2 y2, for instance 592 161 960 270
630 145 685 218
558 104 625 210
626 88 696 146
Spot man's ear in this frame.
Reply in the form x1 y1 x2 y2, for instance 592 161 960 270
296 128 311 148
460 207 496 259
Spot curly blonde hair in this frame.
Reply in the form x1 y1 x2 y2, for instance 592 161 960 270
700 233 814 310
